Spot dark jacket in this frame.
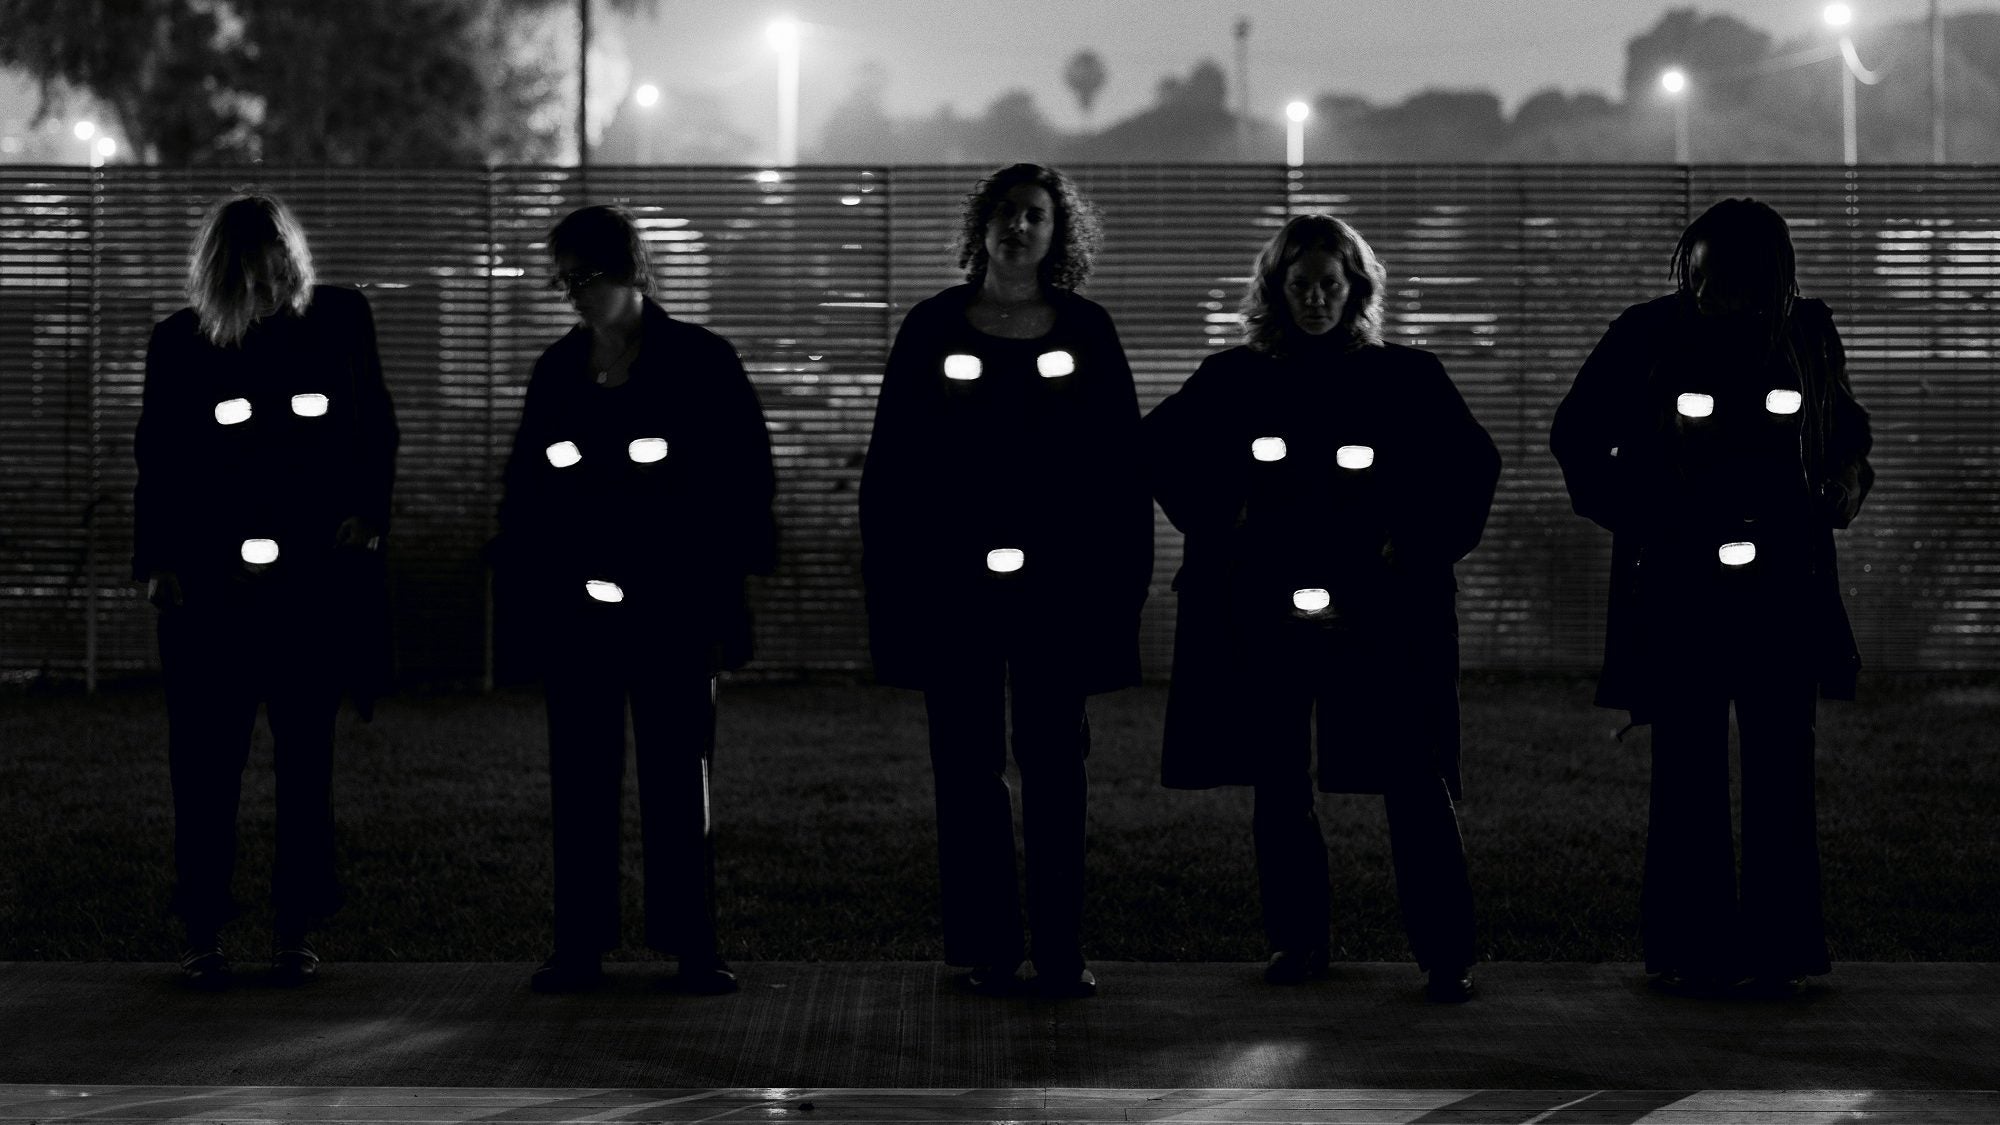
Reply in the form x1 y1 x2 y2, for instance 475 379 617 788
133 285 398 701
1550 294 1873 718
495 299 776 673
1146 341 1500 795
860 284 1152 694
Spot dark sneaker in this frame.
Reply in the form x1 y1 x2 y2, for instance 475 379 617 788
530 952 602 993
677 954 739 995
1264 948 1330 985
957 960 1023 997
179 940 232 991
270 935 320 986
1425 966 1474 1003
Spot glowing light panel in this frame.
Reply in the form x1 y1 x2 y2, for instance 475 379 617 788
986 548 1025 573
1036 350 1075 378
290 392 329 417
1251 436 1288 462
943 353 982 381
545 440 582 468
240 538 279 565
1765 389 1803 415
1336 444 1375 470
628 437 668 463
585 579 625 603
1676 392 1715 418
1292 588 1331 613
1719 541 1757 566
214 398 252 425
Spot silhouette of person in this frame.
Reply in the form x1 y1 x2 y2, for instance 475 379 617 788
1145 214 1497 1002
134 191 399 989
1551 197 1873 997
859 164 1151 998
495 205 775 994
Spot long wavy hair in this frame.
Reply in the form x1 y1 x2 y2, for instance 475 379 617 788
1241 213 1386 355
1670 196 1798 338
187 192 316 347
954 162 1101 293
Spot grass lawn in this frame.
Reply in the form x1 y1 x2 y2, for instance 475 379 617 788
2 673 1995 964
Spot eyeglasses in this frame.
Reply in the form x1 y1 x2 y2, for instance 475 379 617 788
549 268 605 296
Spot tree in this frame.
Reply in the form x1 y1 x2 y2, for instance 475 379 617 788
1063 50 1107 127
1622 8 1772 106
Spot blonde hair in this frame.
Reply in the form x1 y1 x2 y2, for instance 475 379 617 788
1241 213 1387 355
187 193 316 346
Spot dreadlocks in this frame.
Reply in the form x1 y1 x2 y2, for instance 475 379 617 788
1670 197 1799 333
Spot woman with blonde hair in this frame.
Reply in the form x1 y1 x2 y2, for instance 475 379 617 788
134 191 398 989
1145 213 1497 1001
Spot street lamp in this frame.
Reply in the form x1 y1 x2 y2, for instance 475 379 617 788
1823 2 1881 165
1285 100 1310 167
633 81 660 164
766 17 801 166
92 136 115 167
1660 67 1690 164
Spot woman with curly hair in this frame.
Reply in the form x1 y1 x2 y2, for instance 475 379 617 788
1144 214 1497 1002
860 163 1151 998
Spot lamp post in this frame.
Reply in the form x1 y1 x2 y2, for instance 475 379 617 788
1284 99 1309 167
633 82 659 164
767 18 801 166
1823 2 1881 165
1660 68 1690 163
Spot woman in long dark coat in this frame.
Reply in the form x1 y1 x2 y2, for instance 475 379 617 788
496 205 776 994
1145 214 1497 1002
134 192 398 988
1551 197 1872 997
860 163 1152 998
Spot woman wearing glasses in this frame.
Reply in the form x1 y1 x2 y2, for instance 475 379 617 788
495 204 776 994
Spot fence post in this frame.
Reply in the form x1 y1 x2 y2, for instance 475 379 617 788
83 165 102 694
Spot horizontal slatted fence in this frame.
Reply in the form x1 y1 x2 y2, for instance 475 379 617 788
1 164 1993 686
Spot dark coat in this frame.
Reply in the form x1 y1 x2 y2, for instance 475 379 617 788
859 284 1152 694
1145 341 1500 795
1550 294 1873 719
133 285 399 705
495 299 776 674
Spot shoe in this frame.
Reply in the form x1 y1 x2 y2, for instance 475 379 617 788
1263 948 1330 985
1649 969 1727 997
677 954 740 995
1038 966 1097 999
270 934 320 986
179 939 232 991
1425 966 1474 1003
957 961 1023 997
1734 974 1808 999
529 952 602 993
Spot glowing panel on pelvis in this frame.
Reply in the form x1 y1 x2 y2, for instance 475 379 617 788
1765 389 1802 415
1335 444 1375 470
545 440 582 468
986 548 1025 573
1292 588 1331 613
1718 541 1757 566
1251 436 1287 462
290 393 329 417
240 538 279 564
214 398 252 425
1676 392 1715 419
628 437 668 463
585 579 625 603
1036 350 1075 378
943 353 982 381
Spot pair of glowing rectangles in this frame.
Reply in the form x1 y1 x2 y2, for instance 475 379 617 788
214 394 329 425
1676 390 1802 418
545 438 668 468
943 351 1075 381
1252 436 1375 470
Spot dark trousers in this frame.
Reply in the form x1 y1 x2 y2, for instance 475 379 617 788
1644 675 1829 977
159 599 342 936
544 655 719 957
923 665 1090 974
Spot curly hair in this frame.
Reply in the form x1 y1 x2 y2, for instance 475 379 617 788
1240 213 1387 355
954 163 1101 293
1670 196 1797 329
187 192 317 347
548 204 655 294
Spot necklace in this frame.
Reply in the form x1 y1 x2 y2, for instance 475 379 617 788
592 332 641 385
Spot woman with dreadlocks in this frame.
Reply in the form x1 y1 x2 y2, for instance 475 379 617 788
1551 197 1873 998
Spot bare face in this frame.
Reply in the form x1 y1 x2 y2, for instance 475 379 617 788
1282 248 1352 336
553 252 640 330
1689 239 1762 320
983 183 1056 279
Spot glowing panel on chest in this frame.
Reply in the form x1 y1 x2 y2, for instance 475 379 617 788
214 398 252 426
943 354 983 381
240 538 279 565
986 548 1025 573
1036 350 1075 378
1292 588 1331 613
628 438 668 463
1765 389 1802 415
1335 444 1375 470
290 393 329 417
1251 436 1288 462
1676 393 1715 419
585 579 625 603
1718 541 1757 567
545 441 582 468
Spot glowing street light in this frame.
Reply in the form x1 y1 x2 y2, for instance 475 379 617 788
634 83 660 108
1284 100 1310 167
92 135 115 165
633 82 660 164
1660 68 1690 164
767 17 801 165
1823 2 1880 165
72 120 95 141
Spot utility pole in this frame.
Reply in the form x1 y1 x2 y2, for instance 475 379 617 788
578 0 591 180
1931 0 1945 162
1234 17 1250 161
